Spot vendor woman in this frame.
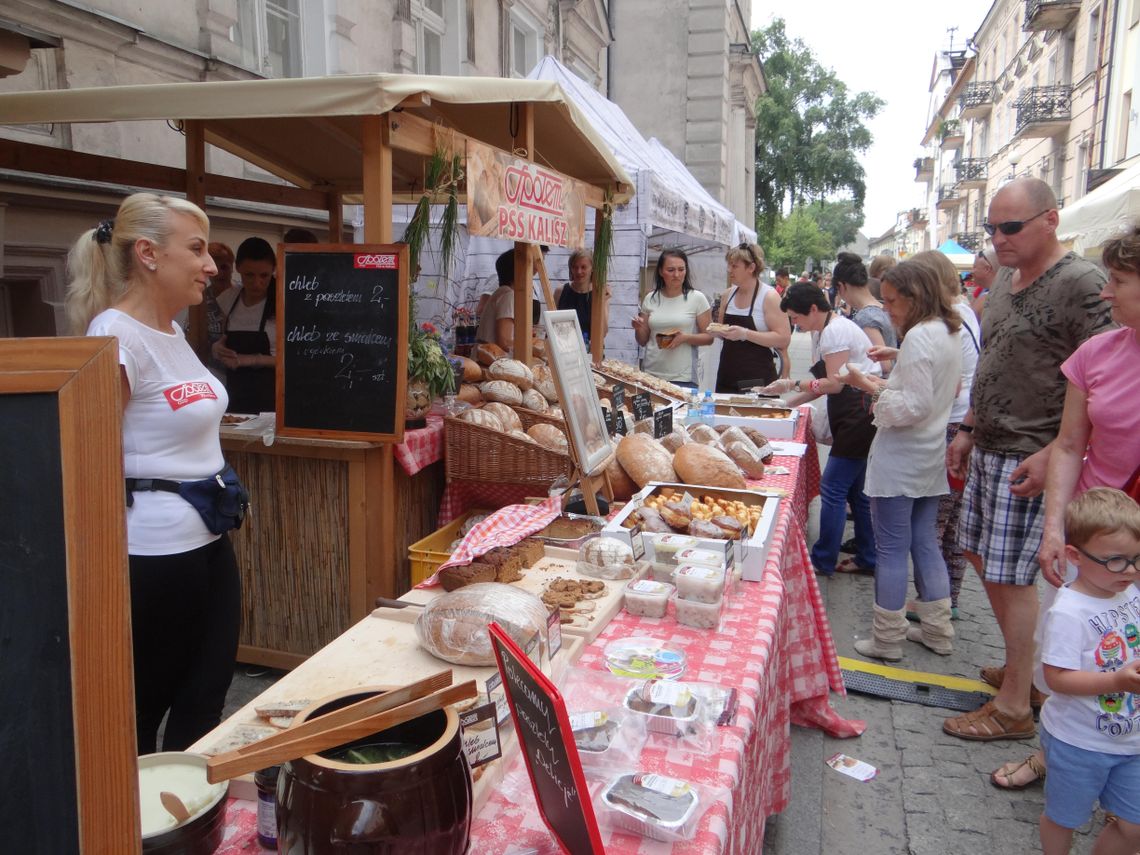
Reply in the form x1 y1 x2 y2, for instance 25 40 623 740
554 248 610 342
710 241 791 391
632 248 712 388
213 237 277 414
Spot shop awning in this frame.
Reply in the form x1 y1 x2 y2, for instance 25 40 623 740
936 238 974 270
1057 159 1140 256
0 73 633 202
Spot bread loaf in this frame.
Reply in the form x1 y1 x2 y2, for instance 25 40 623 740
487 358 534 390
483 402 522 433
457 384 483 405
720 427 759 455
616 433 676 488
532 338 547 360
474 342 507 366
725 441 766 479
458 356 483 383
480 380 524 405
414 583 548 666
659 428 691 453
457 408 503 431
509 429 536 443
527 423 569 452
740 427 775 462
687 424 722 446
605 447 638 501
673 443 747 489
580 537 634 568
521 388 549 413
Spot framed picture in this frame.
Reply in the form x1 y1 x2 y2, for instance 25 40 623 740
542 310 611 477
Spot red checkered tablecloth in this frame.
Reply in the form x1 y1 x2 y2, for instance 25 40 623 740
394 414 444 476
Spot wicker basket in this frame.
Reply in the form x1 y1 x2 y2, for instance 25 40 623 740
510 405 566 432
445 414 572 486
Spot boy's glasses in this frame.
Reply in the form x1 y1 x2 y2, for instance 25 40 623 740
1075 546 1140 574
982 209 1049 237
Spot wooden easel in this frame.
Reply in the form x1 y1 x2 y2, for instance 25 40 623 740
563 444 616 517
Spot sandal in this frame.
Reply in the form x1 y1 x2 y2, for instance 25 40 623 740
979 665 1048 711
836 558 874 575
990 753 1046 790
839 537 857 554
942 700 1036 742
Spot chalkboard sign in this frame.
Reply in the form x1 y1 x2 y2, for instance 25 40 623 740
631 392 652 422
653 407 674 439
602 406 615 436
611 383 626 414
277 244 409 441
489 624 604 855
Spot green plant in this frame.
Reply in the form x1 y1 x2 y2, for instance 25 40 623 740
591 190 614 301
402 129 464 282
407 292 456 399
938 119 961 141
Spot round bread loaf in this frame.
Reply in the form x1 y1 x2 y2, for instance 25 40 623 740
687 424 722 446
487 358 534 390
615 433 676 488
580 536 634 568
521 388 549 413
659 428 691 453
457 408 503 431
457 384 483 405
458 356 483 383
605 451 638 500
483 402 522 432
527 423 569 452
510 429 536 443
480 380 524 405
532 339 548 360
414 583 548 666
725 441 766 479
547 406 564 420
535 378 559 402
473 342 507 366
673 442 747 489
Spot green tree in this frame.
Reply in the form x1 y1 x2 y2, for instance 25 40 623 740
765 207 833 274
752 20 883 235
806 199 863 251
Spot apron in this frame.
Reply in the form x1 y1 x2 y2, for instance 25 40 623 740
810 357 876 459
224 296 275 414
715 285 776 393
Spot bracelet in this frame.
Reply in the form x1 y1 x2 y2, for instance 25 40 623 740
958 424 974 434
871 387 884 404
809 378 822 395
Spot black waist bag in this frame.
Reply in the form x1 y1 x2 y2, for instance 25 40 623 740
126 464 250 535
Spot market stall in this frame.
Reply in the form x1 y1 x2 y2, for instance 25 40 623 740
0 74 633 663
1057 159 1140 256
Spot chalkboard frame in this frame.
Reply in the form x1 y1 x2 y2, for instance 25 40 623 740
275 243 410 443
0 337 140 853
542 309 612 478
488 623 605 855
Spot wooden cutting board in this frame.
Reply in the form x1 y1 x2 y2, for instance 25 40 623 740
400 548 633 643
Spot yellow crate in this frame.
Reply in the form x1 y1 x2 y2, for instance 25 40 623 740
407 509 491 586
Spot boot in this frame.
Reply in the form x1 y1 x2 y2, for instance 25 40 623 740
854 605 909 661
906 598 955 655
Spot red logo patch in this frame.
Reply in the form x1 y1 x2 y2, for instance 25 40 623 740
354 253 398 269
164 381 219 410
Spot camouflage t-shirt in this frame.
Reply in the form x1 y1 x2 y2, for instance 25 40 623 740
972 253 1111 455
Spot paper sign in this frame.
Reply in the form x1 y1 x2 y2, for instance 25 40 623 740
486 672 511 726
826 753 878 781
546 607 563 660
460 703 502 768
652 407 673 438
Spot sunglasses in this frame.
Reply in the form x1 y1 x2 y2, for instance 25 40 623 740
1075 545 1140 574
982 209 1050 237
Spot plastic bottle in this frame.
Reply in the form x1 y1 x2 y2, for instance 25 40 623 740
686 391 702 426
701 390 715 425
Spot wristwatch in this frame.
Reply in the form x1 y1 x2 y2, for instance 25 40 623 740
958 424 974 434
792 380 802 393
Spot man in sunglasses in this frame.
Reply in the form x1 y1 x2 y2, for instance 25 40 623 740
942 177 1112 743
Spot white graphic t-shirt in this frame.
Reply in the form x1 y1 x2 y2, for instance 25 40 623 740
1040 584 1140 754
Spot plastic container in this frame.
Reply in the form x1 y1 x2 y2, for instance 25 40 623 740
603 637 686 680
700 390 714 425
600 773 701 842
623 579 674 618
254 765 280 850
667 547 727 570
648 563 676 584
673 566 725 604
407 509 492 586
642 534 698 561
622 682 702 737
675 595 723 630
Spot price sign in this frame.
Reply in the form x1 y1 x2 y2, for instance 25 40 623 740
615 412 628 436
631 393 652 422
611 383 626 414
546 607 563 660
653 407 674 438
459 703 502 769
602 407 616 437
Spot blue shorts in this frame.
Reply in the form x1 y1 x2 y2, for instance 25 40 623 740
1042 727 1140 828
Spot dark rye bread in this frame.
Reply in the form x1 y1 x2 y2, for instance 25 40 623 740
514 538 546 568
480 547 523 583
439 561 495 591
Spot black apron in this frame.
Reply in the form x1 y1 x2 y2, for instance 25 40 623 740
810 355 876 459
715 285 777 393
224 296 275 414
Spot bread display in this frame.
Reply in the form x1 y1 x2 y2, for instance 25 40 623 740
605 447 639 501
458 356 483 383
521 388 549 413
634 487 762 537
598 359 690 401
616 434 677 488
415 583 548 666
673 443 747 490
528 423 569 452
687 424 722 446
457 384 483 405
439 562 495 592
725 441 766 479
487 358 534 390
458 408 503 430
473 342 507 366
482 402 522 433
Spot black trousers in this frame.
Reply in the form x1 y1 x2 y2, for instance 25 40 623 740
129 535 241 753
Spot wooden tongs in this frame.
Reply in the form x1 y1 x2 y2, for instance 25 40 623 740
205 670 476 783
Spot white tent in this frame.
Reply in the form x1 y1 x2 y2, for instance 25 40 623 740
1057 159 1140 256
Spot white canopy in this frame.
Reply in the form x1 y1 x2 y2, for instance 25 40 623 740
1057 159 1140 256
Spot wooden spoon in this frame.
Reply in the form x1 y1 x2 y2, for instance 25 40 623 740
159 791 191 824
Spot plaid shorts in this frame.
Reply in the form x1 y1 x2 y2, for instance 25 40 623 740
957 447 1046 585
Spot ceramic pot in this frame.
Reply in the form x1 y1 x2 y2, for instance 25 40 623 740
277 688 472 855
140 753 227 855
405 377 431 429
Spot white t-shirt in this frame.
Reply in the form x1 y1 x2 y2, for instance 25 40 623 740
1040 584 1140 754
950 301 980 424
864 319 961 497
721 283 775 332
88 308 228 556
217 287 277 356
476 285 514 344
811 314 880 376
640 289 711 383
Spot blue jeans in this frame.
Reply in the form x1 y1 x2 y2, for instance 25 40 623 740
812 455 876 574
870 495 950 611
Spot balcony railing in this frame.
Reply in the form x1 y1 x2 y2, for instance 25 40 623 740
1024 0 1080 31
940 120 964 151
1015 85 1072 137
955 158 988 188
959 82 995 120
936 184 960 209
953 232 983 253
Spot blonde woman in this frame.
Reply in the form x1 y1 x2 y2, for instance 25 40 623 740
67 193 240 753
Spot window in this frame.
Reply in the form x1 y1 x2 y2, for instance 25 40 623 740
234 0 307 78
509 6 542 78
1087 4 1102 77
1118 91 1133 162
416 0 464 75
1075 142 1089 200
419 0 445 75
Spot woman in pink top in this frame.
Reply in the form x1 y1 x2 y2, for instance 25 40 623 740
988 227 1140 792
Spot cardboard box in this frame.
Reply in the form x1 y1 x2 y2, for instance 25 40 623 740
603 483 781 582
708 407 799 439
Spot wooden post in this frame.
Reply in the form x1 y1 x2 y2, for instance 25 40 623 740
327 191 343 242
590 207 606 365
184 120 209 362
532 245 556 310
513 242 533 363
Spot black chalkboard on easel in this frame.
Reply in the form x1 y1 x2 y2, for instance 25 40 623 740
276 244 409 442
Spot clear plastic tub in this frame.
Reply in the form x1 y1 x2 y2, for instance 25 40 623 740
623 579 674 618
602 637 686 680
675 595 723 630
599 773 701 842
672 565 725 604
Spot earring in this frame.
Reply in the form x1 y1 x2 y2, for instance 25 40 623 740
147 264 157 271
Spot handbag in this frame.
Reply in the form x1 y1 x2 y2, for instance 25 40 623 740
126 464 250 535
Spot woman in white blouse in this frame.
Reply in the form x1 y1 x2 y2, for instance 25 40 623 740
844 260 962 661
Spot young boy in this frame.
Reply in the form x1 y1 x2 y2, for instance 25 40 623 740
1039 487 1140 855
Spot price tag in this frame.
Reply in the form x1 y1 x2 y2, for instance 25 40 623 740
460 703 503 768
611 383 626 413
628 523 645 560
615 412 628 436
602 407 616 437
486 672 511 726
652 407 673 438
631 393 652 422
546 606 564 660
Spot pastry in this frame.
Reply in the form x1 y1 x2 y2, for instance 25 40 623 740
659 506 691 532
687 519 726 539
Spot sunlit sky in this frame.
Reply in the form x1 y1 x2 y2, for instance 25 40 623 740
751 0 997 239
